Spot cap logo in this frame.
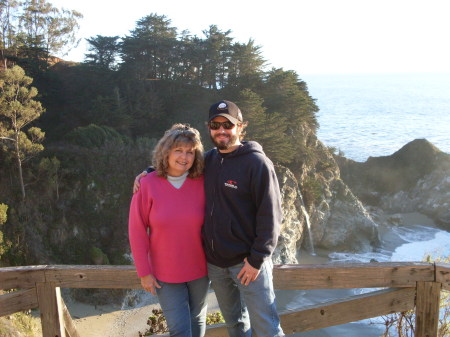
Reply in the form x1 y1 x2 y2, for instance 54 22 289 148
218 102 227 110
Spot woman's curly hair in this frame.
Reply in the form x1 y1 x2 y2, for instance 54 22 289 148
152 124 204 178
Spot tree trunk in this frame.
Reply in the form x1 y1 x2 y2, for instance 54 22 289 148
14 134 26 199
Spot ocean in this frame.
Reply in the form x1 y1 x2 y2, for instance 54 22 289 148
282 73 450 335
302 72 450 162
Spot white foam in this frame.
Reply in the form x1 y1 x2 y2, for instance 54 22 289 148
391 225 438 243
328 251 391 263
391 230 450 262
328 225 449 264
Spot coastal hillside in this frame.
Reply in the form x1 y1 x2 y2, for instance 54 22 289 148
1 10 321 271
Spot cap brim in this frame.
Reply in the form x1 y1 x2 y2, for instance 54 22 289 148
209 113 240 124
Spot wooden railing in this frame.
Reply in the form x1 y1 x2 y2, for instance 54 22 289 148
1 262 449 337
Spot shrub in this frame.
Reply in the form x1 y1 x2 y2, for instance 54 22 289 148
138 308 225 336
89 246 110 265
372 255 450 336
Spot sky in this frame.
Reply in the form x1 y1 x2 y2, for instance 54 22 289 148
49 0 450 75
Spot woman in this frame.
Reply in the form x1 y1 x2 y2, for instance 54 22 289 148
128 123 208 337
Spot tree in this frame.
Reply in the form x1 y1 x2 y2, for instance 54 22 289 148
0 0 82 74
201 25 233 89
0 0 20 67
238 89 295 164
227 39 266 92
19 0 82 57
263 68 319 129
120 14 178 80
84 35 120 70
0 65 45 199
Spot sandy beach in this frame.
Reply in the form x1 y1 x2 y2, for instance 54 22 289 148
67 292 220 337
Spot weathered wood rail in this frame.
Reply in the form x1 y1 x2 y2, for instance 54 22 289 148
1 262 449 336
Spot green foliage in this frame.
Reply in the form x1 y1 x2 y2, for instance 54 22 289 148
0 203 7 225
121 14 178 81
0 65 45 198
239 89 296 164
38 156 60 199
206 311 225 325
118 13 266 90
139 308 225 336
263 68 319 128
0 203 9 260
1 0 82 71
302 176 323 207
84 35 120 70
139 308 168 336
89 246 110 265
66 124 126 148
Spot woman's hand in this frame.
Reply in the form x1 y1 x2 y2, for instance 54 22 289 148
133 171 148 193
140 274 161 295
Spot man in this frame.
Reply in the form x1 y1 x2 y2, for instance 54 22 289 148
135 100 284 337
202 100 284 337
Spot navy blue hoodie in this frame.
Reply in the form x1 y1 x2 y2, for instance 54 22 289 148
202 141 282 269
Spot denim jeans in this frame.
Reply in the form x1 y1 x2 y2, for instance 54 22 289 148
156 276 210 337
207 260 284 337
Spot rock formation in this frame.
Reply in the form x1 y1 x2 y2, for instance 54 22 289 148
336 139 450 230
273 124 380 264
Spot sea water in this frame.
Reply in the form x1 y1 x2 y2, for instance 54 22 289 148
281 73 450 335
283 215 450 336
303 72 450 162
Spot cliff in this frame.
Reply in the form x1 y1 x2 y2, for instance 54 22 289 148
336 139 450 230
273 124 380 264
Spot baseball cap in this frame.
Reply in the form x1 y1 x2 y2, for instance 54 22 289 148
208 100 243 124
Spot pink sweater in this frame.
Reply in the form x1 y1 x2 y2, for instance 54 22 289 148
128 172 207 282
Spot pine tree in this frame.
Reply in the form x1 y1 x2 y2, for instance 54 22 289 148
0 65 45 199
238 89 295 164
84 35 120 70
121 14 178 80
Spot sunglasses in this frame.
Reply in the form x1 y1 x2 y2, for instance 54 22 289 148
208 121 236 130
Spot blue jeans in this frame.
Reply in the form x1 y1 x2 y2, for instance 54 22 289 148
207 260 284 337
156 276 210 337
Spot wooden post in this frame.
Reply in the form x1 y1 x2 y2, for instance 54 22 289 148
36 282 66 337
62 299 81 337
415 281 441 337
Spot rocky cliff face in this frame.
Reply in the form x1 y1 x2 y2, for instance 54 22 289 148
336 139 450 230
273 124 380 264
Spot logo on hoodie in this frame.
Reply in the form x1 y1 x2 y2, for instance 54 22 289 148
224 180 238 189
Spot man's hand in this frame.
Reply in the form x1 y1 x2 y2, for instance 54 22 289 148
140 274 161 295
237 257 260 286
133 171 148 193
